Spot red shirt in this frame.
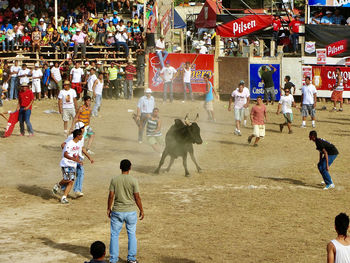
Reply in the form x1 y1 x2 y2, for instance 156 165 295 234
251 104 266 125
289 20 303 34
21 35 31 43
273 19 281 31
18 89 34 109
125 65 136 80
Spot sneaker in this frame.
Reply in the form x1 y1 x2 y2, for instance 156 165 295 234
288 130 293 134
61 196 69 204
279 124 284 132
300 125 306 128
28 133 34 137
52 183 60 195
332 107 337 112
127 260 138 263
234 130 239 136
253 144 258 147
138 140 142 144
75 192 84 198
87 149 94 155
339 108 343 112
312 123 316 128
323 184 335 190
320 181 325 185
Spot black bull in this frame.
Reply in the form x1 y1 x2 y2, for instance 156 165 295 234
154 119 202 176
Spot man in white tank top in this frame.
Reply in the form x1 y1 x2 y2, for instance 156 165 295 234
327 213 350 263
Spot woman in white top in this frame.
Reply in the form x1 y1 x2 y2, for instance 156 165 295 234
92 73 104 117
327 213 350 263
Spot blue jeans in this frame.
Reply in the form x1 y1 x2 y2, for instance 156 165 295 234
163 81 173 102
0 41 5 51
92 94 102 116
10 77 18 100
290 33 299 52
19 108 33 135
124 79 133 99
156 50 168 68
183 82 193 101
318 155 337 185
110 211 138 263
116 41 129 57
73 163 84 192
7 39 14 51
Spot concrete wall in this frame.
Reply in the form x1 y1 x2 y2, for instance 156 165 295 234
281 57 302 96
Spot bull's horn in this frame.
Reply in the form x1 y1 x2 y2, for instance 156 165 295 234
184 114 190 125
194 113 199 122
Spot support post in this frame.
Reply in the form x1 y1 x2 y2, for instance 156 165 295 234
145 53 149 89
214 34 220 98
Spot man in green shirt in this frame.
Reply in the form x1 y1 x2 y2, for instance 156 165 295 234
107 61 119 99
261 64 277 105
107 159 144 263
0 32 5 51
28 14 38 27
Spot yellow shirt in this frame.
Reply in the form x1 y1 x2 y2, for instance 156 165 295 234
132 18 139 25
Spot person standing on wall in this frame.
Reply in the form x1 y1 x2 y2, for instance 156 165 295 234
261 65 277 105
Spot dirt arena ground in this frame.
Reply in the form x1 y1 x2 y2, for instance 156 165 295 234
0 96 349 263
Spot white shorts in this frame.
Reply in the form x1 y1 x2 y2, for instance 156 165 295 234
62 108 76 122
32 80 41 93
234 108 245 121
253 125 265 138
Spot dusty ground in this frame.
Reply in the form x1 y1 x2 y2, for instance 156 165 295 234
0 96 349 263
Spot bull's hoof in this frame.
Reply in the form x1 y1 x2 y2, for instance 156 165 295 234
185 173 191 177
154 169 160 174
197 167 202 173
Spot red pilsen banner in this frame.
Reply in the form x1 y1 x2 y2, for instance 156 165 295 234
326 40 347 57
312 66 350 91
216 15 273 38
148 53 214 93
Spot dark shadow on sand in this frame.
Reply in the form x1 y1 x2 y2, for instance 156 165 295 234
17 184 58 200
39 144 61 151
39 237 90 259
133 164 157 174
209 139 249 147
256 176 321 189
103 135 136 143
160 256 195 263
317 119 348 125
33 129 63 136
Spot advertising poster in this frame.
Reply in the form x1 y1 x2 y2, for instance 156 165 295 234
148 53 214 93
316 49 327 64
312 65 350 91
302 66 313 86
249 64 280 101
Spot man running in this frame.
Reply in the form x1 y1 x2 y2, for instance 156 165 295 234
58 80 78 135
276 87 296 134
309 130 338 190
72 95 95 154
248 96 267 147
228 81 250 136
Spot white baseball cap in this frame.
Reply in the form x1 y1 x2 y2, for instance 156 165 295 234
75 121 85 130
145 88 152 93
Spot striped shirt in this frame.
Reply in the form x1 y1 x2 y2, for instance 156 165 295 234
125 65 136 80
108 67 118 81
146 118 161 136
78 105 91 126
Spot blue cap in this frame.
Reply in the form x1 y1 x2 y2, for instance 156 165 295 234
113 11 118 15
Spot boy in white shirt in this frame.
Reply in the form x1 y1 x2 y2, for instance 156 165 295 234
31 63 43 100
58 80 78 135
228 82 250 136
87 67 97 99
53 129 83 204
70 61 84 99
276 87 296 134
301 76 317 128
160 61 177 102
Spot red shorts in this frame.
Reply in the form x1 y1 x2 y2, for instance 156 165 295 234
71 83 82 94
331 90 343 102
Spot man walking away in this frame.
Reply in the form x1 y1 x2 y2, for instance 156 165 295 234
309 130 338 190
124 61 136 100
203 73 218 122
58 80 78 135
301 76 317 128
108 159 144 263
261 65 277 105
327 213 350 263
17 82 34 136
276 88 296 134
248 96 267 147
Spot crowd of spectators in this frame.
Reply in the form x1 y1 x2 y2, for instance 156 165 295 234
310 9 350 25
0 0 157 59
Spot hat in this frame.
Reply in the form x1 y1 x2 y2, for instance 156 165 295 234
176 46 182 52
85 61 89 65
195 46 201 49
40 18 44 22
145 88 152 93
21 82 29 87
76 28 81 32
239 80 245 85
75 121 85 130
160 35 164 39
199 40 205 46
63 80 70 85
108 33 113 37
49 62 54 66
88 17 93 21
97 61 102 65
113 11 118 15
35 63 39 67
326 11 333 14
